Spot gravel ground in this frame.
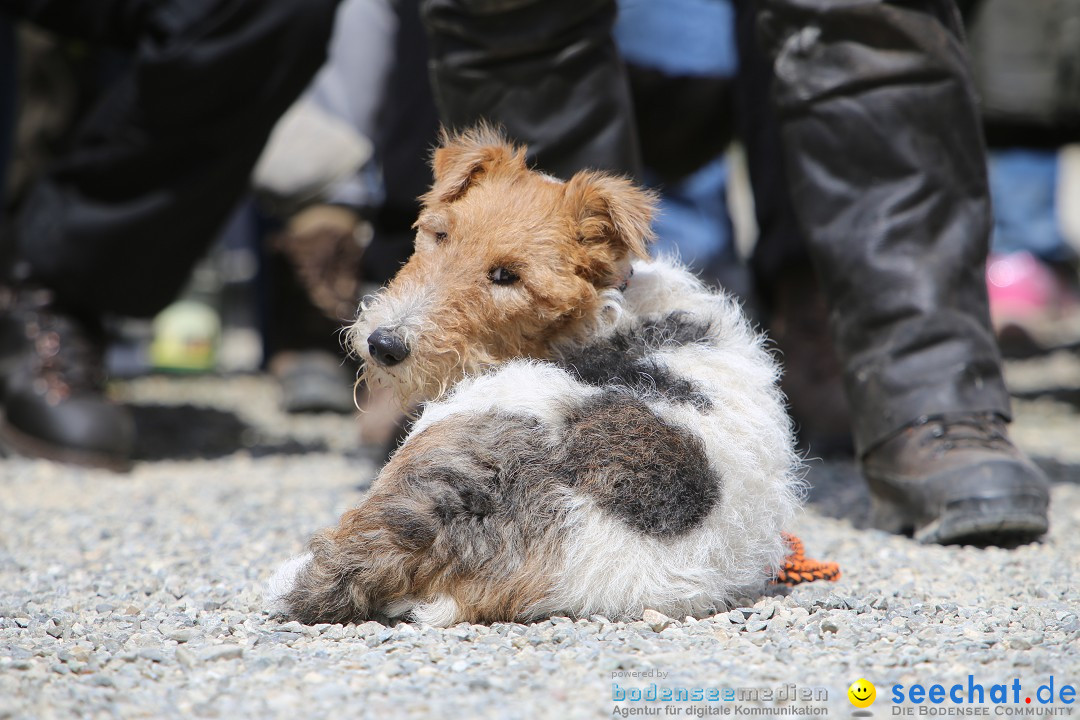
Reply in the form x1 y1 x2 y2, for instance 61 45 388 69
1 355 1078 720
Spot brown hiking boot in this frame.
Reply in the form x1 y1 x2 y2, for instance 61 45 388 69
861 413 1049 545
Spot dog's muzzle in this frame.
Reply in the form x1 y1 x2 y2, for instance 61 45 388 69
367 328 410 367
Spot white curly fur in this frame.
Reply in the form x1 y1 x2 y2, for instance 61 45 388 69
395 257 799 622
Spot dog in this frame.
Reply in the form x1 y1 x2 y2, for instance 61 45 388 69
268 127 804 626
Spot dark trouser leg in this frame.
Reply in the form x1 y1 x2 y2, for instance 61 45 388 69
0 0 339 469
735 0 854 456
0 15 13 205
734 0 807 293
420 0 641 179
754 0 1047 544
365 0 441 284
5 0 340 318
755 0 1010 456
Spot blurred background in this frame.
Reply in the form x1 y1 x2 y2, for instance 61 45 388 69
2 0 1079 461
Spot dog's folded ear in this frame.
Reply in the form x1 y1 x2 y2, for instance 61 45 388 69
427 125 527 204
564 170 657 263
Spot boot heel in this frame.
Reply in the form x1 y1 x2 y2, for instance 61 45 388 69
868 493 915 535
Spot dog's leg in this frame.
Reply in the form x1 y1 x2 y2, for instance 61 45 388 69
271 413 568 626
266 481 437 624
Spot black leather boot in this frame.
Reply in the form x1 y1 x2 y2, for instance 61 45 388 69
0 285 134 470
861 413 1049 545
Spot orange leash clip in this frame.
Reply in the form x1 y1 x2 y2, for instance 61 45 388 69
773 532 842 586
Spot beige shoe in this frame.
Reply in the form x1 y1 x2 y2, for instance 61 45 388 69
273 205 370 323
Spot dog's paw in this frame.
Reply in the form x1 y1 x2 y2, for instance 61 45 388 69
265 552 313 616
410 594 462 627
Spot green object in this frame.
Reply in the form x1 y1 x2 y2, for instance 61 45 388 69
149 300 221 373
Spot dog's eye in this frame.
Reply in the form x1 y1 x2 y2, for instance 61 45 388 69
434 231 448 243
488 266 520 285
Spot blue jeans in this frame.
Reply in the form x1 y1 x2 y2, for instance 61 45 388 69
988 149 1074 264
614 0 737 271
647 157 734 269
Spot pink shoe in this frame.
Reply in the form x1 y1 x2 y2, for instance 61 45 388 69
986 252 1080 353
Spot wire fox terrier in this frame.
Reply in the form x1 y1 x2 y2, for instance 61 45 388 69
268 127 811 626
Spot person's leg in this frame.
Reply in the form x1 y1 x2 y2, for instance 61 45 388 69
366 0 443 284
308 0 397 153
0 15 13 206
9 0 341 318
420 0 641 179
614 0 742 290
734 0 807 292
755 0 1048 543
735 0 852 456
758 0 1006 452
984 149 1080 354
646 158 735 272
988 149 1071 262
0 0 340 469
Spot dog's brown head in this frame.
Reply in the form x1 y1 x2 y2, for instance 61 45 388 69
351 126 657 404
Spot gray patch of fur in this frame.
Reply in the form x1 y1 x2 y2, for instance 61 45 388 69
556 312 715 409
560 391 720 537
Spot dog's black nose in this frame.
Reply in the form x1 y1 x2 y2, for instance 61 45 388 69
367 328 410 367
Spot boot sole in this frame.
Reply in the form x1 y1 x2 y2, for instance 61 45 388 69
915 493 1049 546
0 414 132 473
866 454 1050 546
871 491 1048 546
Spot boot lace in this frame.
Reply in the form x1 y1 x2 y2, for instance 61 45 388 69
917 413 1011 453
18 291 106 403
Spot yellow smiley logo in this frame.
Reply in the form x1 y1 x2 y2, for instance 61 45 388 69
848 679 876 708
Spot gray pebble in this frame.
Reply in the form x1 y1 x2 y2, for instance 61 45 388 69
137 648 168 664
167 629 195 643
175 647 197 669
642 609 673 633
200 645 244 662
